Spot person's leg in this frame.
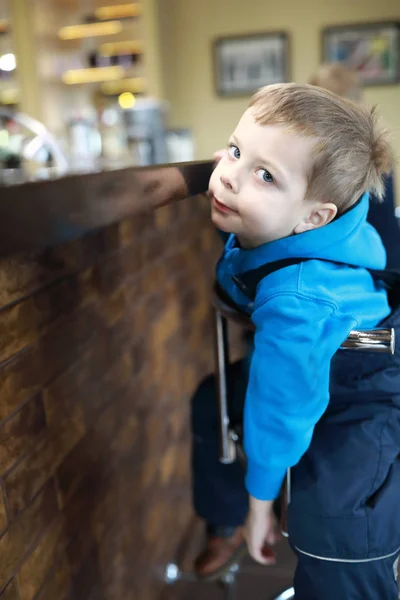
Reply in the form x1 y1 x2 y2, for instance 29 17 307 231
191 359 250 576
191 359 249 529
294 549 400 600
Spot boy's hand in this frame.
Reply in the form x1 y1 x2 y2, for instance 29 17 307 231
244 496 280 565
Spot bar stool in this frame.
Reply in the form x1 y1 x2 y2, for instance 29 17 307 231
164 284 395 600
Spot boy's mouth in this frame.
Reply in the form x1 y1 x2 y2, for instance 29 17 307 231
211 195 238 215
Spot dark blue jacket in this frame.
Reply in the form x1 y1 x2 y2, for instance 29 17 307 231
368 174 399 269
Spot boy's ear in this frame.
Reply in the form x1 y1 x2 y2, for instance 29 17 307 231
294 202 337 234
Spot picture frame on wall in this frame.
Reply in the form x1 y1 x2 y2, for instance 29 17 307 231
322 22 400 86
213 32 289 97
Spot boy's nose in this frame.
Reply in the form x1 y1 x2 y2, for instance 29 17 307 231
220 173 238 193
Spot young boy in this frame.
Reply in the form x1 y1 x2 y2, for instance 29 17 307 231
204 83 400 599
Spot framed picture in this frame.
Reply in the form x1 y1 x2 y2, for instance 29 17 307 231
213 32 289 97
322 22 400 86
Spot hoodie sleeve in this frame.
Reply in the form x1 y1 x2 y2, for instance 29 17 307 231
244 292 356 500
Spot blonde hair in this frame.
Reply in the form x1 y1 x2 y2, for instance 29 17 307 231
249 83 393 213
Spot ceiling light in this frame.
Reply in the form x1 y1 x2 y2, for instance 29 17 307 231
62 66 125 84
0 53 16 72
58 21 123 40
95 4 141 20
118 92 136 109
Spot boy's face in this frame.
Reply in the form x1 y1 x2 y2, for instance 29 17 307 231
209 109 319 248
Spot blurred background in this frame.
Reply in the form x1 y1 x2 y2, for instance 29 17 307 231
0 0 399 191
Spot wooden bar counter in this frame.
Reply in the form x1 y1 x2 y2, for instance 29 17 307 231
0 161 243 600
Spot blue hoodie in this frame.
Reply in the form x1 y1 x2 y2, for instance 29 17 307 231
216 193 391 501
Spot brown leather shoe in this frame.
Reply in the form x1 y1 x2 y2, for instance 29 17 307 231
194 527 248 580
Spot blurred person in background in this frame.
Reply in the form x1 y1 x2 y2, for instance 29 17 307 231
190 63 400 580
310 62 399 269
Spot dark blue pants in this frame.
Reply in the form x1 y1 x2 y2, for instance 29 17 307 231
191 359 400 599
191 360 249 528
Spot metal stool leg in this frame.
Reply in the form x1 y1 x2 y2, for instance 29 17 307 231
214 308 237 464
220 563 240 600
164 562 197 584
164 561 242 599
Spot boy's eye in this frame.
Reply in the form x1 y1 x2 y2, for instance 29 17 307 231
255 168 274 183
228 144 240 159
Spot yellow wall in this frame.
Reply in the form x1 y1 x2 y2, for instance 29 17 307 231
142 0 165 98
158 0 400 189
10 0 42 120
